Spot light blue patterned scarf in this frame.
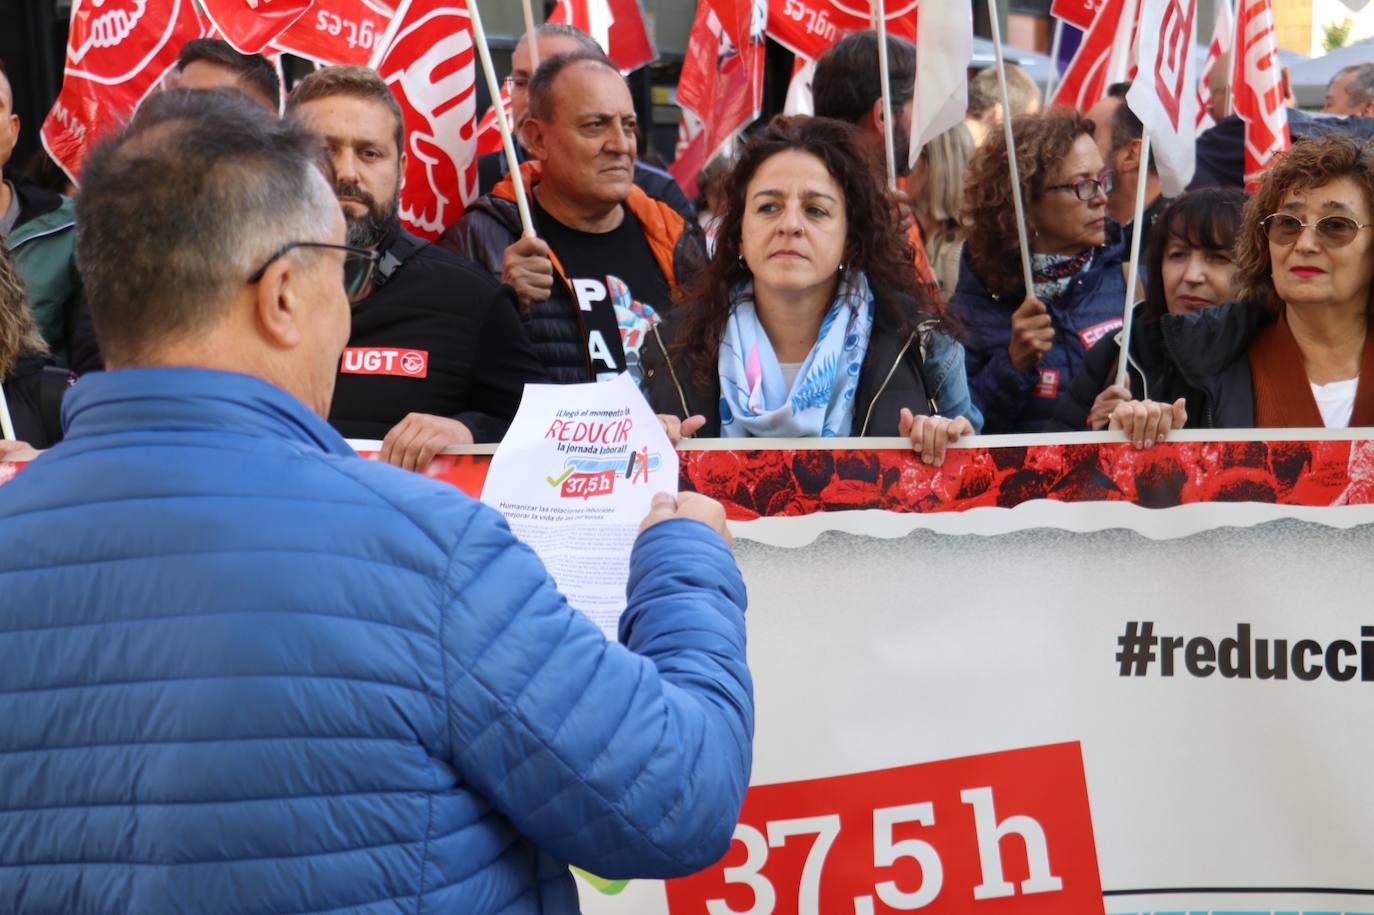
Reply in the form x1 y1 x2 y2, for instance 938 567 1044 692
718 270 876 438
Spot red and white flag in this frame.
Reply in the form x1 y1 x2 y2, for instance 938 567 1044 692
1050 0 1104 31
765 0 916 62
369 0 480 239
41 0 205 183
200 0 313 54
272 0 395 67
1051 0 1139 113
548 0 656 72
1126 0 1198 195
911 0 973 164
1195 0 1233 130
474 84 512 157
1232 0 1288 187
669 0 765 199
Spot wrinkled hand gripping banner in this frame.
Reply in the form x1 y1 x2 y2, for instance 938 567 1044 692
9 431 1374 914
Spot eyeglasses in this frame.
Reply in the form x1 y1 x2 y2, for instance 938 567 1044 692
247 242 382 302
501 75 530 92
1260 213 1374 249
1045 170 1116 202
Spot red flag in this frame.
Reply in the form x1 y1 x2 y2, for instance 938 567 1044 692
548 0 656 72
1195 0 1233 131
272 0 394 66
41 0 205 183
1050 0 1138 113
1050 0 1104 31
1232 0 1288 188
370 1 480 239
474 84 512 157
766 0 916 62
669 0 765 198
200 0 313 55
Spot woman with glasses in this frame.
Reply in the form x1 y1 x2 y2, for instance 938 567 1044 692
950 111 1128 433
1112 136 1374 440
1054 188 1247 433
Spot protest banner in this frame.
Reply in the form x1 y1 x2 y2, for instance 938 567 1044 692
765 0 916 61
6 430 1374 913
271 0 395 67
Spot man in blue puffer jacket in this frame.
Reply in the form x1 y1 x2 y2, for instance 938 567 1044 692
0 90 753 914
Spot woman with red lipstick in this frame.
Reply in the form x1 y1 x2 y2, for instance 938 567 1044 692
1055 188 1246 432
643 117 982 466
950 112 1129 434
1120 136 1374 437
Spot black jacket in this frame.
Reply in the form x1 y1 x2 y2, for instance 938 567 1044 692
1190 110 1374 190
1053 311 1203 431
439 177 707 384
2 352 70 448
476 150 696 221
327 228 545 443
1157 299 1272 428
642 287 941 438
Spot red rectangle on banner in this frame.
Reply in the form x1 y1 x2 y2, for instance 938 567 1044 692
664 742 1104 915
561 470 616 499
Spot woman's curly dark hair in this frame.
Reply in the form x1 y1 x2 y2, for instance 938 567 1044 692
1234 134 1374 316
672 115 935 388
961 110 1096 297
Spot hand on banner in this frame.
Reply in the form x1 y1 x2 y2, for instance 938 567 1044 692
1109 397 1188 449
502 236 555 307
899 410 974 467
378 413 474 471
1009 295 1055 372
658 414 706 444
0 440 37 462
639 491 733 548
1089 383 1134 430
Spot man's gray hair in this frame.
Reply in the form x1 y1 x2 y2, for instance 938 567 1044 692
76 89 336 364
1343 63 1374 107
527 49 621 122
531 21 603 54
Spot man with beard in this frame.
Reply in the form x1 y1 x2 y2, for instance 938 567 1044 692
810 31 935 287
287 66 544 468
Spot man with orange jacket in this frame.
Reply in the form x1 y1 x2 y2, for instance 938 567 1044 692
441 50 705 385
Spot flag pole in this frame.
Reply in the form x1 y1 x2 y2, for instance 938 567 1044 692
987 0 1035 295
873 0 899 191
468 0 536 238
1044 17 1064 104
1225 0 1239 118
0 386 16 442
1114 128 1152 389
522 0 540 69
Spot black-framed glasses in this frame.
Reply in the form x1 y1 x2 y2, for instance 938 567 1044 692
1260 213 1374 249
247 242 381 302
1045 170 1115 202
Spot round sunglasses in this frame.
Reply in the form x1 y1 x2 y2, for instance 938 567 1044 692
1260 213 1374 249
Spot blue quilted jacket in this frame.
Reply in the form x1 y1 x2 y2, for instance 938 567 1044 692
0 368 753 914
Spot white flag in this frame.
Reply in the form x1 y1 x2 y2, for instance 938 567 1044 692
910 0 973 167
1126 0 1199 196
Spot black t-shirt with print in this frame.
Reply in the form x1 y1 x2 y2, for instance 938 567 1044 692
534 198 672 384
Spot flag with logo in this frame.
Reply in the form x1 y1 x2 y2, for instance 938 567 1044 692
1195 0 1232 131
41 0 205 183
200 0 313 54
369 0 480 239
474 84 513 157
1125 0 1198 195
1050 0 1101 30
1232 0 1288 188
765 0 917 62
669 0 766 199
272 0 395 67
1050 0 1139 113
910 0 973 164
548 0 656 72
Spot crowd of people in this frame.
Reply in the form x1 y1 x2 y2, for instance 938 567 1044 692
4 31 1374 464
3 21 1374 914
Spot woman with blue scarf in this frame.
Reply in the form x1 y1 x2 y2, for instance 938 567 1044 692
643 117 981 466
